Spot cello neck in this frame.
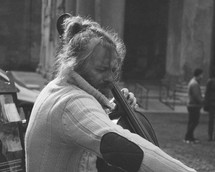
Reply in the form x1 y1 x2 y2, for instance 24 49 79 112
111 82 149 135
111 82 135 115
111 82 159 146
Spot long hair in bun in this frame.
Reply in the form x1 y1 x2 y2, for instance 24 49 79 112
55 14 126 81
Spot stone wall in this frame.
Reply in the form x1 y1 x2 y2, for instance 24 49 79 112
0 0 41 71
37 0 65 80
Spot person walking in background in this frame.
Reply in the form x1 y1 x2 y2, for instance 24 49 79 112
184 68 204 144
204 74 215 141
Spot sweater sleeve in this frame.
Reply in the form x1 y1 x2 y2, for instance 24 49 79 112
61 93 196 172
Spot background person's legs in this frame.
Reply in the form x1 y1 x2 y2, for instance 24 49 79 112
185 107 201 142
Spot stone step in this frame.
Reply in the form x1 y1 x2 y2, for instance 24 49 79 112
175 91 187 97
175 84 205 93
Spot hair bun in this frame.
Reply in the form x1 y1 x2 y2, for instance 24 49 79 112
71 22 83 36
57 13 72 36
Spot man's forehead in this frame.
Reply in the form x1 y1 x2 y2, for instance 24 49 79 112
91 45 120 67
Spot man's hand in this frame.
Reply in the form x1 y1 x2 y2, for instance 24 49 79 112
109 88 139 120
121 88 138 109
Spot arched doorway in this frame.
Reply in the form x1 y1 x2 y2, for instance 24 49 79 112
122 0 169 81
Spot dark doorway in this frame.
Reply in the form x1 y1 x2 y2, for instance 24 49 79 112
210 1 215 77
122 0 169 81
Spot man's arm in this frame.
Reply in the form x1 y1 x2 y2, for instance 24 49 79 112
62 95 196 172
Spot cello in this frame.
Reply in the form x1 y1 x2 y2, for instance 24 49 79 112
111 81 159 147
97 81 159 171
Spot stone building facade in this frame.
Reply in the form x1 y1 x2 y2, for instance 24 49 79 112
38 0 214 84
1 0 214 84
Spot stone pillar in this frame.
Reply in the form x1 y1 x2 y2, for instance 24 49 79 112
65 0 76 15
76 0 95 19
37 0 51 76
166 0 213 83
38 0 66 80
94 0 101 24
165 0 184 82
181 0 213 82
99 0 125 38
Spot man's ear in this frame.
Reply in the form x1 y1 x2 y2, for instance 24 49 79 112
56 13 72 36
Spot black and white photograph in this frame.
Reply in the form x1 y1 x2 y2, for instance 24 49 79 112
0 0 214 172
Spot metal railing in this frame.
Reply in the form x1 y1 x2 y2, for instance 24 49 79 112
159 80 176 110
0 158 24 172
119 81 149 110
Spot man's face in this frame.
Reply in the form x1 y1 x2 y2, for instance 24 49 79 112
78 45 120 96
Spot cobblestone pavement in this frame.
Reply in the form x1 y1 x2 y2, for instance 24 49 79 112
163 143 215 172
145 112 215 172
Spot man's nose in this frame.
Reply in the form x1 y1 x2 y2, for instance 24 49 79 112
104 72 114 82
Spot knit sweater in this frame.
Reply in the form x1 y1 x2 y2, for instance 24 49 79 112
187 78 203 107
25 71 196 172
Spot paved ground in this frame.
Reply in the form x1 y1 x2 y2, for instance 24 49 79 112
145 112 215 172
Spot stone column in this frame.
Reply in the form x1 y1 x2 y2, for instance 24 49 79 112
181 0 213 82
37 0 51 76
38 0 66 80
166 0 213 83
165 0 184 82
65 0 76 15
99 0 125 38
76 0 95 19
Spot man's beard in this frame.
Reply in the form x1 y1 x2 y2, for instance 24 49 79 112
78 72 112 98
76 67 113 98
98 87 112 98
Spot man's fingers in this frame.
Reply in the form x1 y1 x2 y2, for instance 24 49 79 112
121 88 129 98
121 88 138 108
